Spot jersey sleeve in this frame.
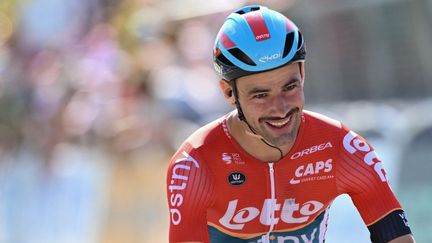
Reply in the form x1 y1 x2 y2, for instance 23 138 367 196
335 125 412 242
166 143 215 243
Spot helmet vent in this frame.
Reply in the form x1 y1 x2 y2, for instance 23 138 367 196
297 32 303 50
228 48 257 66
283 32 294 58
235 6 260 15
217 53 235 66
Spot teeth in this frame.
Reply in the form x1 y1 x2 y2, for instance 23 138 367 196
268 117 291 127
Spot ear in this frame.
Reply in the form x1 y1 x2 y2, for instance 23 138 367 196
299 62 305 84
219 79 236 106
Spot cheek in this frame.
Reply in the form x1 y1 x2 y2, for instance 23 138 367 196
297 92 305 103
246 99 269 111
290 89 305 104
241 101 268 119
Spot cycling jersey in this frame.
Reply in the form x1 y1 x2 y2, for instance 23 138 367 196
166 110 411 243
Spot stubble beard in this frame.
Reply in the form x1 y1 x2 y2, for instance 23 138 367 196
256 109 302 147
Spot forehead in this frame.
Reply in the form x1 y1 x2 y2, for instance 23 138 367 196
236 63 302 88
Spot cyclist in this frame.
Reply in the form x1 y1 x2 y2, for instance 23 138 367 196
166 5 415 243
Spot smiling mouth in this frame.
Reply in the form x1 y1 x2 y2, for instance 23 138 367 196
266 116 291 128
263 108 299 129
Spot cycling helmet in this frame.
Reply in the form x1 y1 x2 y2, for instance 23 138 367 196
213 5 306 81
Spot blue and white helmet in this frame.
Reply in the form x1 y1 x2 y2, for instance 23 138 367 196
213 5 306 81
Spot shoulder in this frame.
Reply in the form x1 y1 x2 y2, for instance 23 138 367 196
303 110 371 152
166 118 225 192
170 115 229 164
182 115 228 150
303 110 344 131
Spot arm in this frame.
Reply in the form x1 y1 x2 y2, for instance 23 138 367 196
338 127 414 243
388 234 415 243
167 147 214 243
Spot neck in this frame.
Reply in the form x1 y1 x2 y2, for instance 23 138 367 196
226 111 296 162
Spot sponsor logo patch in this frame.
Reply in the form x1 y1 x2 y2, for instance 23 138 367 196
290 142 333 160
168 151 200 225
228 172 246 186
289 159 334 185
399 212 410 227
259 52 281 63
222 152 244 165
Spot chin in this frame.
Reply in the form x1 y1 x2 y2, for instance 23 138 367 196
273 137 295 147
265 133 295 147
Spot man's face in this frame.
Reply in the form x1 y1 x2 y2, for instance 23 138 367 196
236 63 305 147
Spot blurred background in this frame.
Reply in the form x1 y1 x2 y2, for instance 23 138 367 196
0 0 431 242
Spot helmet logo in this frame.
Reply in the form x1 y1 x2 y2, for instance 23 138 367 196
244 11 271 42
259 53 281 63
256 33 270 41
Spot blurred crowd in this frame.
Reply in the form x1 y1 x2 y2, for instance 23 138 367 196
0 0 243 242
0 0 238 169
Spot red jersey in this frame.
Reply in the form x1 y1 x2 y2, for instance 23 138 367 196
166 110 411 243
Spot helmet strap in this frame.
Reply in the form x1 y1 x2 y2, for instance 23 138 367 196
231 79 246 121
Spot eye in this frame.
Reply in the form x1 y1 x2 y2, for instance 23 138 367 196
253 93 268 99
284 82 299 91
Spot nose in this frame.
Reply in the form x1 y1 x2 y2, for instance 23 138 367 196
269 94 290 118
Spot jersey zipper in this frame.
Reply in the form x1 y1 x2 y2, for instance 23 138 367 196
264 162 276 242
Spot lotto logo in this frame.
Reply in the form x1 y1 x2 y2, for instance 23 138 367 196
219 198 323 230
343 131 387 182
